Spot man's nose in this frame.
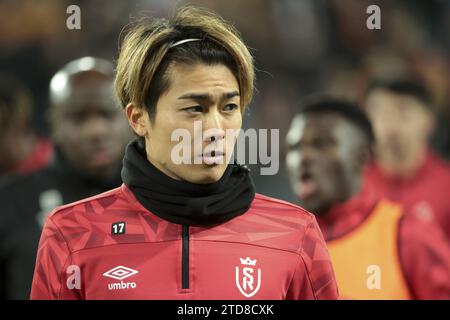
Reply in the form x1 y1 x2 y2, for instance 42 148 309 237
82 116 110 139
298 145 316 166
202 110 225 142
203 108 223 129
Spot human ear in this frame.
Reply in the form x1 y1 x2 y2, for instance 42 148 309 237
125 103 148 137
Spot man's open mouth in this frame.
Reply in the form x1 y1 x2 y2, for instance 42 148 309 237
297 171 318 199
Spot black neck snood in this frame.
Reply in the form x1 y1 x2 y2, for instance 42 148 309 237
121 139 255 226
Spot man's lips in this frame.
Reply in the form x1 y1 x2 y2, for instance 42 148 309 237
90 149 112 167
201 150 225 166
296 172 318 200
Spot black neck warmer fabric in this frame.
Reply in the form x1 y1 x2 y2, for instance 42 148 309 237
121 139 256 226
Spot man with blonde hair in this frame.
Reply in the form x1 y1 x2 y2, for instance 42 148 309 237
31 6 338 300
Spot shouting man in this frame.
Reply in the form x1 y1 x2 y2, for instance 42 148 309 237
286 97 450 299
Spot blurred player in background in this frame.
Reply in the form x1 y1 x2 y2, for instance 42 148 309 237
0 73 53 176
0 57 132 299
364 79 450 242
286 97 450 299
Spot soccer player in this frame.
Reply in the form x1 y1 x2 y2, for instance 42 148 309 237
286 97 450 299
0 57 131 299
30 6 338 300
364 79 450 242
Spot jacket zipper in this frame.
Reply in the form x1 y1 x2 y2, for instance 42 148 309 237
182 225 190 289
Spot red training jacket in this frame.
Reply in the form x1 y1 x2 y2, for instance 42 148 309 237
364 150 450 242
31 184 339 300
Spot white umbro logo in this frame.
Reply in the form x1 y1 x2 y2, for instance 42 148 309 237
103 266 139 291
103 266 138 280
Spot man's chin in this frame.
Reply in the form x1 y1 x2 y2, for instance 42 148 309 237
84 163 118 179
182 164 227 184
298 197 328 216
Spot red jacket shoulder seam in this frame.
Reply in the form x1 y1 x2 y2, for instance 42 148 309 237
299 219 319 299
254 194 312 214
46 217 73 299
297 248 318 299
48 215 73 253
50 187 121 215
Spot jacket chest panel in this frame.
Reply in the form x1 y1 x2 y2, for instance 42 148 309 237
71 241 298 299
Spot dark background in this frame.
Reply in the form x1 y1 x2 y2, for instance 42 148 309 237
1 0 449 201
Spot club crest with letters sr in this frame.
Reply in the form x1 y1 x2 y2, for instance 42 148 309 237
235 257 261 298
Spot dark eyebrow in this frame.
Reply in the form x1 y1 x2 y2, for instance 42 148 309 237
223 91 240 99
178 91 240 101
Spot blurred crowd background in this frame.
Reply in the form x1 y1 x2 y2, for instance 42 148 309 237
1 0 450 299
2 0 450 199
